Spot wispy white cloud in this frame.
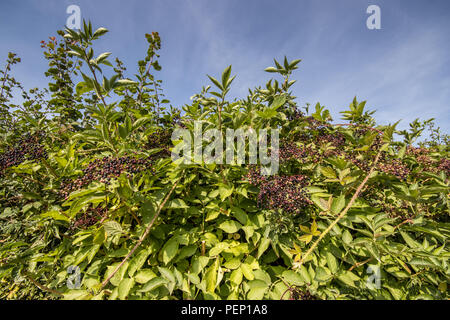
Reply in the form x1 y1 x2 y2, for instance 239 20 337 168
301 26 450 131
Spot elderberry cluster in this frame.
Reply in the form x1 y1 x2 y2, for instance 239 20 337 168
406 146 429 157
286 106 304 121
437 158 450 175
346 154 370 172
146 128 172 159
279 140 310 162
70 206 107 230
382 202 412 219
317 132 346 148
0 132 47 175
416 154 435 169
59 155 153 199
377 159 410 180
304 116 327 130
289 288 318 300
406 146 449 175
247 167 312 214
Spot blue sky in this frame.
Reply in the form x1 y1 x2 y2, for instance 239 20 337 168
1 0 449 133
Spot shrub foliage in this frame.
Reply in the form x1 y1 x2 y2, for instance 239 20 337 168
0 22 449 300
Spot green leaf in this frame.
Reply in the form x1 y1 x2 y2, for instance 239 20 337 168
289 59 302 69
134 269 157 284
218 220 242 233
118 278 134 299
240 263 254 280
231 206 248 225
408 257 436 268
191 256 210 275
282 270 304 286
230 268 243 286
92 27 108 39
75 81 93 95
40 210 69 222
315 266 332 282
311 195 330 212
342 230 353 244
116 79 138 86
221 65 232 88
63 290 91 300
400 231 420 249
298 265 311 284
337 270 360 288
219 185 233 201
320 166 337 179
269 95 286 111
161 237 179 264
205 210 220 221
96 52 111 63
128 249 151 277
158 267 176 283
205 258 219 293
168 199 188 209
209 242 229 256
224 257 241 270
326 252 339 274
105 261 129 287
207 75 223 91
257 238 271 259
138 277 167 292
331 195 346 214
264 67 278 73
247 287 266 300
103 221 124 237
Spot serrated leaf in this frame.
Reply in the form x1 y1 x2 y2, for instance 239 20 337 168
103 221 123 237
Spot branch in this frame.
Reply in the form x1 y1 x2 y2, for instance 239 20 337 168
24 272 63 297
295 150 383 269
100 174 182 289
0 61 11 101
348 257 372 271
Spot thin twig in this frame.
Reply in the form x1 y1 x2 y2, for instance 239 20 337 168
279 278 294 300
296 150 383 269
0 61 11 101
348 257 372 271
394 219 413 230
100 175 182 289
24 272 63 297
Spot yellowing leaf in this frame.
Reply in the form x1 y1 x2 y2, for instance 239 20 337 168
298 234 313 244
311 220 320 236
299 225 310 233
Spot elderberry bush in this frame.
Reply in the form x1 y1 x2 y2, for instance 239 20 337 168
0 22 448 301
